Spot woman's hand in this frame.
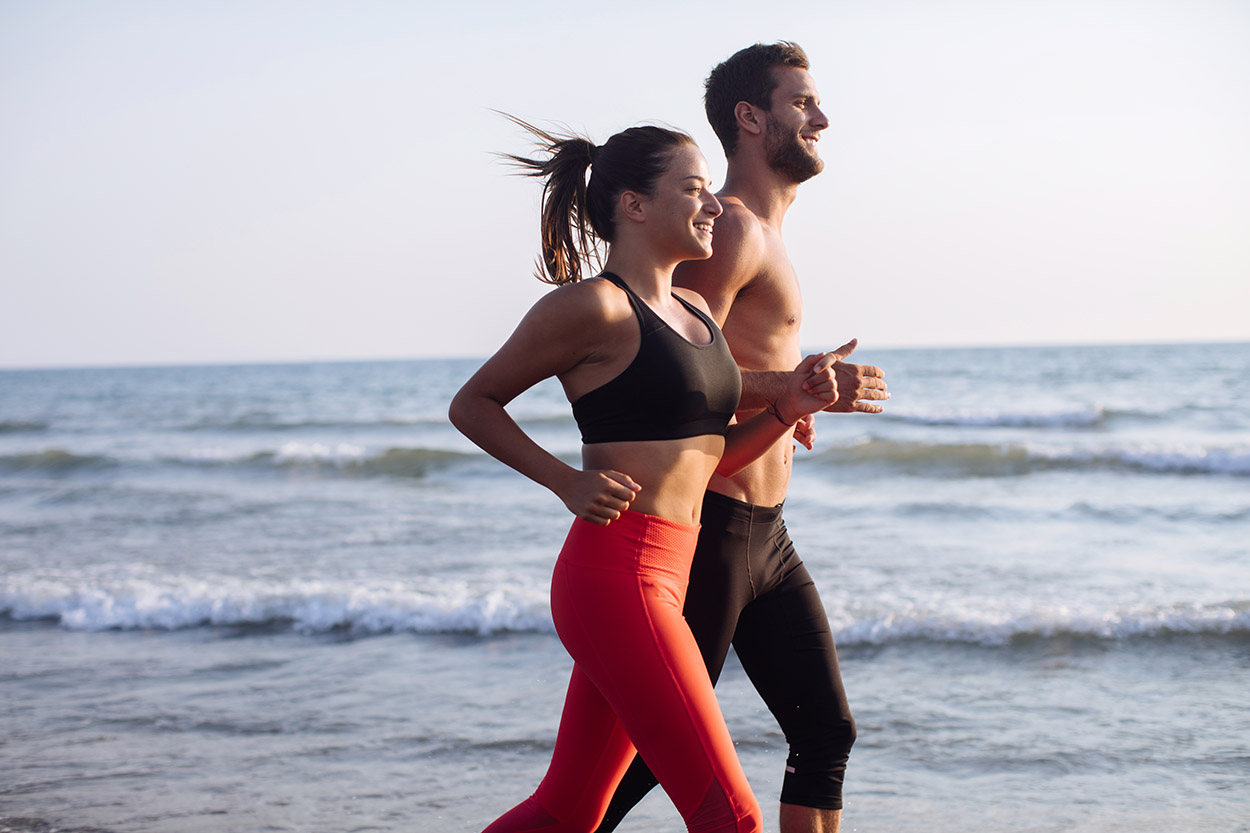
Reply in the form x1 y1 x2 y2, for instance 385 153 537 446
556 469 642 525
772 351 843 426
719 353 837 477
792 414 816 450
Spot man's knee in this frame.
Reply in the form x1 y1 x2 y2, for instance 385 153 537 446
793 712 856 761
779 716 856 810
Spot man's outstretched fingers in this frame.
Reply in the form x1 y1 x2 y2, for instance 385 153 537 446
829 337 859 363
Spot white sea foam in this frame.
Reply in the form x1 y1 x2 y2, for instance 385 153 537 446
179 446 252 463
4 571 1245 644
1026 441 1250 476
0 573 553 635
273 441 370 465
0 444 473 478
832 599 1250 646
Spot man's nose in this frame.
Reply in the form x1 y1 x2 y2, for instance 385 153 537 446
811 104 830 131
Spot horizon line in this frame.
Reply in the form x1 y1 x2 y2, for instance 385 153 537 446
2 337 1247 373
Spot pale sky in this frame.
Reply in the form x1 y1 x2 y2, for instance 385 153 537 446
2 0 1248 368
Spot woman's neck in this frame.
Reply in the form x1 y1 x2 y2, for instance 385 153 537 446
601 248 676 304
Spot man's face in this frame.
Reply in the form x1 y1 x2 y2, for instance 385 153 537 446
762 66 828 184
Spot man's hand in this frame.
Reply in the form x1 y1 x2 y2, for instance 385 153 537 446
821 338 889 414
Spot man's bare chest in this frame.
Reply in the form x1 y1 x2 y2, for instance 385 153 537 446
722 270 803 365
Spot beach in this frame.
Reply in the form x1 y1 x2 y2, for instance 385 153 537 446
2 342 1248 832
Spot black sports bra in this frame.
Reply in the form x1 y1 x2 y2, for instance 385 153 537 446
572 273 742 444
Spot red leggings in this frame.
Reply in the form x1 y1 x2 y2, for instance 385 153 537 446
482 510 762 833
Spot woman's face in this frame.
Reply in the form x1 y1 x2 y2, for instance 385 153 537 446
644 144 723 261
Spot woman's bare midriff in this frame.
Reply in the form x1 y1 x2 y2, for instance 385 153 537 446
581 435 726 526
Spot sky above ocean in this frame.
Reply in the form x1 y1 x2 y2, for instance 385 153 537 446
2 0 1248 369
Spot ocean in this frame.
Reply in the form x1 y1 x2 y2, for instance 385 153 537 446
1 342 1248 832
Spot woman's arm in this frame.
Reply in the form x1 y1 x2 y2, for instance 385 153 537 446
716 351 838 476
668 288 847 477
448 285 641 524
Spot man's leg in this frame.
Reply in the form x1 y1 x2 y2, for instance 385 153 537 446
779 802 841 833
731 519 855 833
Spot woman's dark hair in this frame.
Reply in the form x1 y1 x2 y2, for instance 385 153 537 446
500 114 696 285
704 41 810 157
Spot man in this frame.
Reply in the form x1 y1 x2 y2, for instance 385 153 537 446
595 42 888 833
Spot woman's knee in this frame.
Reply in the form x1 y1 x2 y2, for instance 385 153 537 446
735 797 764 833
684 777 762 833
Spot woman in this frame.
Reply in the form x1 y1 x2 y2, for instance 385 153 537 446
449 119 837 833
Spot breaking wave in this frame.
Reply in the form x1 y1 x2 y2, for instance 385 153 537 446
0 449 115 473
0 444 473 478
888 405 1106 428
4 572 1246 646
0 419 48 433
811 438 1250 477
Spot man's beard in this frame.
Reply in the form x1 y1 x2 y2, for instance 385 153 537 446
764 117 823 183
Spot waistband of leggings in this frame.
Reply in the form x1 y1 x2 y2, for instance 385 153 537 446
703 490 785 526
564 508 701 568
600 507 700 539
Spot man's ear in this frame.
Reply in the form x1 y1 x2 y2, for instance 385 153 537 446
734 101 764 137
619 190 647 224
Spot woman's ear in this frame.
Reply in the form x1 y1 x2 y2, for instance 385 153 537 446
618 189 647 224
734 101 763 137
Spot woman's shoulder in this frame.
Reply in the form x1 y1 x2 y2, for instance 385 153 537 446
527 274 634 327
671 285 714 317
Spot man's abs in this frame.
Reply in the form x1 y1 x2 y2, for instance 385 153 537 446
707 419 794 506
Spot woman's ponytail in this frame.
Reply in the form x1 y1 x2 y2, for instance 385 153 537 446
499 116 601 285
499 113 695 286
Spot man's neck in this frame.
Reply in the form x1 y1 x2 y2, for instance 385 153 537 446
720 157 800 229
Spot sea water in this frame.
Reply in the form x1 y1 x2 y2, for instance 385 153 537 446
1 343 1248 832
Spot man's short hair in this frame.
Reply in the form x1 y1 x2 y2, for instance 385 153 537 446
705 41 810 157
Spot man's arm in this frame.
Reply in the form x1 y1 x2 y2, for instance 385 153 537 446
675 201 888 414
740 339 890 414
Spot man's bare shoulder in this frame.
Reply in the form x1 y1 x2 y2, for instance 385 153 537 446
674 201 766 324
713 199 766 248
